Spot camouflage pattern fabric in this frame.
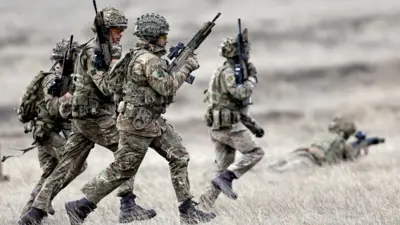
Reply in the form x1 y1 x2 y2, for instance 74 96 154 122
30 39 135 213
19 68 88 216
80 38 199 204
268 131 357 173
199 58 264 209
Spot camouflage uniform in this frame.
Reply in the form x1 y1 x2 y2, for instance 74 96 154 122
19 39 87 217
199 34 265 209
268 117 358 173
19 7 155 225
65 13 216 225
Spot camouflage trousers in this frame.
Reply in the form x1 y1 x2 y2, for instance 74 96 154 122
21 130 88 216
31 115 135 212
199 129 264 209
81 122 193 204
267 148 319 173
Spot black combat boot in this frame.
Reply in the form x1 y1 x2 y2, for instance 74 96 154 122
211 170 238 199
18 207 47 225
118 193 157 223
179 198 216 224
65 198 96 225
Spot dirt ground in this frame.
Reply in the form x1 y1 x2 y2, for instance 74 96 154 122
1 0 400 224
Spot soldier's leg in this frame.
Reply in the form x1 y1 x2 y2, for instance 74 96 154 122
150 124 216 224
31 129 94 212
268 152 316 173
226 130 265 177
65 131 153 224
47 131 88 175
199 141 236 210
20 144 58 217
75 116 153 223
211 130 264 199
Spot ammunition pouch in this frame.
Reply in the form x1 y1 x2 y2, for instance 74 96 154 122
71 95 101 118
209 107 240 130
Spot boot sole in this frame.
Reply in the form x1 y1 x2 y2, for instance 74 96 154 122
211 179 238 200
118 210 157 223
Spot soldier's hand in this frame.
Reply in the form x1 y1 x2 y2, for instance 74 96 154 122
183 55 200 72
111 44 123 59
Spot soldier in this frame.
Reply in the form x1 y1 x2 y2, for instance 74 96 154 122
18 7 156 225
64 13 216 225
16 38 87 218
267 117 374 173
198 34 265 210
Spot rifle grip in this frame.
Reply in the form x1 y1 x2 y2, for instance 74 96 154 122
185 74 195 84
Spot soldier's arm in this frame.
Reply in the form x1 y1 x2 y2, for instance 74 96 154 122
85 47 112 97
343 142 361 161
42 74 68 117
144 56 188 96
223 67 256 100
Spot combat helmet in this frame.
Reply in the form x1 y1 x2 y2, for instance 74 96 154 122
133 13 169 40
328 116 357 139
92 6 128 32
219 29 251 58
50 38 81 61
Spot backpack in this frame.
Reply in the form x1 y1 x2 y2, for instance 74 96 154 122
16 71 52 123
108 48 134 100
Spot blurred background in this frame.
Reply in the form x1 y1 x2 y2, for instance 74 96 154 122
1 1 400 224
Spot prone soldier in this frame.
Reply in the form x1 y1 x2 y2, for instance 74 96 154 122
268 116 385 173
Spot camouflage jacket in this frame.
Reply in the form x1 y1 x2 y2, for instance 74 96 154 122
72 38 120 118
204 60 258 132
293 132 358 166
116 39 191 137
32 70 70 140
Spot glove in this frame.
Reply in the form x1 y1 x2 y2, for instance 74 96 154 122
182 55 200 73
111 44 123 59
59 101 72 119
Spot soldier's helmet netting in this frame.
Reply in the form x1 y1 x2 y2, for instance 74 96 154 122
50 38 81 61
133 13 169 39
92 6 128 32
219 36 251 58
328 117 357 137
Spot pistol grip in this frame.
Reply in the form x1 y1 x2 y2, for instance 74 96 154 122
185 74 195 84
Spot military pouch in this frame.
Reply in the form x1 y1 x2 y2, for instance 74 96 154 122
212 108 240 129
204 107 213 127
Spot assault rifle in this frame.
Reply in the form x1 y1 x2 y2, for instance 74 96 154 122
234 18 252 105
167 12 221 84
92 0 112 71
49 34 75 97
351 131 385 158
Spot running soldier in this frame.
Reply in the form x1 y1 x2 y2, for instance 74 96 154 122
64 13 217 225
199 29 265 210
18 7 156 225
15 38 86 218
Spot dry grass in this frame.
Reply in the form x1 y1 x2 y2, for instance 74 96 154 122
1 137 400 225
1 0 400 224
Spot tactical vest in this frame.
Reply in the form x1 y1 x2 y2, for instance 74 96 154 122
121 49 174 115
205 62 245 130
72 40 111 118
